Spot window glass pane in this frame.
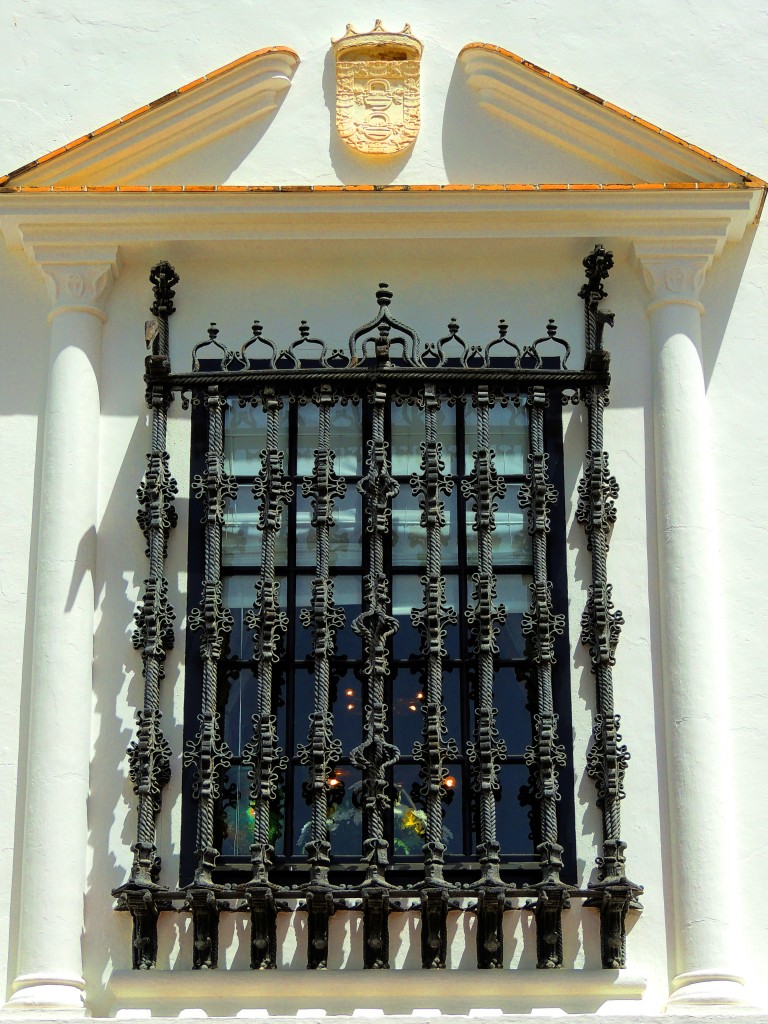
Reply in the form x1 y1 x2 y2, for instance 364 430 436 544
332 671 363 753
332 576 362 661
223 575 286 662
296 403 319 476
223 575 257 661
391 490 457 567
220 765 252 858
391 401 456 476
464 484 530 565
327 765 363 857
392 663 460 755
330 488 362 567
487 666 533 755
221 665 287 759
295 492 316 566
392 575 458 661
331 401 362 476
495 763 534 856
224 402 289 477
494 574 531 660
293 765 363 859
294 486 360 567
465 403 528 477
222 669 256 756
222 494 260 567
392 764 461 855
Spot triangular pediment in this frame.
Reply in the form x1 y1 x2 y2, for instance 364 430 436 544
0 41 761 189
0 47 300 188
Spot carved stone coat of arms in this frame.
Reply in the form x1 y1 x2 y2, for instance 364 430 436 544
332 22 423 156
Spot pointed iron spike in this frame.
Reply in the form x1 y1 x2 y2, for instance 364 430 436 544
208 323 219 339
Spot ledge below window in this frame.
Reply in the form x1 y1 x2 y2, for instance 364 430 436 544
107 969 649 1018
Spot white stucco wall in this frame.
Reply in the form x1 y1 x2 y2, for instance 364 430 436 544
0 1 766 1018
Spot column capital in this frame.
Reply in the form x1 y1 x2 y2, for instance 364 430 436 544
632 238 720 315
27 243 120 322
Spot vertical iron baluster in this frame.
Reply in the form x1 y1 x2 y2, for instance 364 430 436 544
411 385 458 966
519 385 570 968
297 385 345 967
183 384 236 968
578 246 643 967
242 389 292 967
114 262 179 969
463 385 509 967
351 381 400 966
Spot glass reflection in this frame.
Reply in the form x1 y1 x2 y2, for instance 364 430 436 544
224 403 289 477
464 403 528 476
392 575 459 661
392 764 462 855
296 403 319 476
330 401 363 476
494 574 531 660
293 765 363 859
392 664 461 755
391 401 456 476
391 490 458 567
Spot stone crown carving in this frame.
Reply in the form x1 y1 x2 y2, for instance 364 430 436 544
332 21 423 156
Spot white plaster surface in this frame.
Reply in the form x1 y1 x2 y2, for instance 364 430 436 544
0 1 766 1019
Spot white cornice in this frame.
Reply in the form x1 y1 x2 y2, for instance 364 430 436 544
0 190 759 259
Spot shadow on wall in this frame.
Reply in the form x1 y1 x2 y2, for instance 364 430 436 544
84 413 189 1010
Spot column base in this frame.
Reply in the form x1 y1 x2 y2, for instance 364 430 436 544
4 973 86 1015
667 969 756 1013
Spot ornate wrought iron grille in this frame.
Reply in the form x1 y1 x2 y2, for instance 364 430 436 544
114 249 643 973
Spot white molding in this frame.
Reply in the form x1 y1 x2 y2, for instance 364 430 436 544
459 49 743 185
0 190 759 258
107 969 648 1017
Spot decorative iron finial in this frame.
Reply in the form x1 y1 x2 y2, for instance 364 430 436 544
149 261 179 318
376 283 393 307
578 245 614 304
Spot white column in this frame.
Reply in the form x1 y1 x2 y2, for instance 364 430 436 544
6 247 118 1014
634 239 747 1011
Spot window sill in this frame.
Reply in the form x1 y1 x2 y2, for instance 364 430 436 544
107 968 648 1018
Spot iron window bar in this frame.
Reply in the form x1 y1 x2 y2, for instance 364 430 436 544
114 248 642 972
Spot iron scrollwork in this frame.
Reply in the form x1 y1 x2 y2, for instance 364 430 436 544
578 246 643 967
116 250 643 975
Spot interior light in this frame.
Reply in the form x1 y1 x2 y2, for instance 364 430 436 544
443 775 457 789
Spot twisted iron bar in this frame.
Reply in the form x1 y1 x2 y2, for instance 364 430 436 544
578 245 643 968
351 383 401 893
519 384 569 968
463 386 507 889
411 384 458 905
297 388 345 886
113 261 179 969
183 385 236 968
242 391 292 884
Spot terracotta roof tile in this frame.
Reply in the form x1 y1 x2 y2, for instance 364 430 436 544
1 181 765 195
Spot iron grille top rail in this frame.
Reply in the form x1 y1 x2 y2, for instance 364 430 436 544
114 247 642 974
